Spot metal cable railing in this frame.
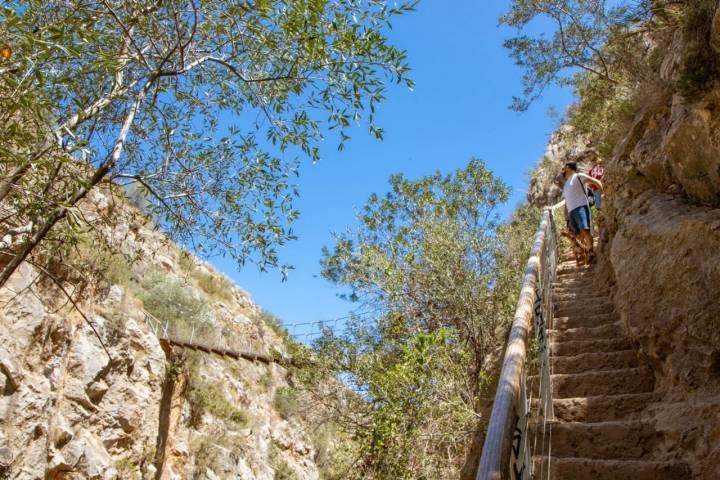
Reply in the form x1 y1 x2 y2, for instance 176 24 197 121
477 208 558 480
141 309 290 364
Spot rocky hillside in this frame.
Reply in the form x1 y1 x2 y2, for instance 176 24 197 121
526 125 596 208
0 190 334 479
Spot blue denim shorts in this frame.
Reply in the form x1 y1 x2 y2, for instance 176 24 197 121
569 205 591 236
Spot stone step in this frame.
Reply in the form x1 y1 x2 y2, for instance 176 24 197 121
554 303 614 318
555 259 595 277
553 296 613 310
547 420 664 460
552 277 605 286
552 278 603 287
548 322 623 343
554 274 598 284
558 259 593 268
551 337 631 356
555 282 603 293
552 285 611 297
559 255 597 263
552 349 638 375
554 270 598 279
536 458 692 480
551 393 659 422
552 368 654 398
559 257 588 264
552 291 609 302
552 313 618 330
556 273 601 281
557 261 597 269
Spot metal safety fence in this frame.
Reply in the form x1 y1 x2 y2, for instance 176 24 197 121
141 309 281 363
477 208 558 480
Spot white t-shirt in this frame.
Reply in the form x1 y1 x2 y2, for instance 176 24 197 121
563 173 589 212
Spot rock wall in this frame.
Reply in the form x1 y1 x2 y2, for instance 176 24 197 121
595 10 720 477
526 126 595 207
525 15 720 474
0 195 326 479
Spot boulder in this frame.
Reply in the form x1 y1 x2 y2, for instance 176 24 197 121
102 285 124 305
0 354 23 391
0 447 13 475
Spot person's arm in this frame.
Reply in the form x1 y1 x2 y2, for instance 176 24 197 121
549 198 566 211
578 173 603 193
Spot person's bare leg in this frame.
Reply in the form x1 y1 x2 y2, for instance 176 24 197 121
578 230 594 264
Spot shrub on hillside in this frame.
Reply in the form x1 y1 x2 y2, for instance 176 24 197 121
136 270 213 339
270 442 298 480
260 369 275 391
192 269 235 304
255 310 290 340
177 249 236 303
311 422 356 479
186 373 253 429
273 387 300 420
677 0 720 99
104 310 128 345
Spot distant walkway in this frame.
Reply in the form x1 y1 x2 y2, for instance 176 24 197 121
157 337 276 364
142 310 292 366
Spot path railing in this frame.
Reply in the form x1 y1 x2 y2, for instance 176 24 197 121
477 208 558 480
141 309 292 365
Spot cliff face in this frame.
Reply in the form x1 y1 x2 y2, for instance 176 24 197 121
0 191 326 479
526 125 595 208
598 49 720 477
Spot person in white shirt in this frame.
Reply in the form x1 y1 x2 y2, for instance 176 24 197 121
561 161 603 264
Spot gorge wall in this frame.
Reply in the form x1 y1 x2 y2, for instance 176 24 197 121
598 54 720 478
0 192 329 479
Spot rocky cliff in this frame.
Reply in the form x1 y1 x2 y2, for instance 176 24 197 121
597 62 720 479
526 125 596 208
0 191 331 479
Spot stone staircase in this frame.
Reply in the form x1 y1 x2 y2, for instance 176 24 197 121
537 254 692 479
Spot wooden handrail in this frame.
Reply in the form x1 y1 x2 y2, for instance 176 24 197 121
477 209 550 480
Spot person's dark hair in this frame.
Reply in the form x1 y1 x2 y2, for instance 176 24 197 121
564 161 578 171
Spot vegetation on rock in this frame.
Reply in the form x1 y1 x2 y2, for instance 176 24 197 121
285 160 542 479
0 0 417 288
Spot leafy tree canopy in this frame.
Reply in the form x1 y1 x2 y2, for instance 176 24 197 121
500 0 652 111
301 160 540 478
0 0 416 285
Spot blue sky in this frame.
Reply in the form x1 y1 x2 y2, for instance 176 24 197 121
212 1 574 338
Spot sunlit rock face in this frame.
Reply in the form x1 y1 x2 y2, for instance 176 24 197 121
526 125 596 208
0 195 322 479
525 22 720 474
596 23 720 479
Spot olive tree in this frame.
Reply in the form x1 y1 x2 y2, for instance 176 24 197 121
311 160 541 478
500 0 652 111
0 0 417 286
